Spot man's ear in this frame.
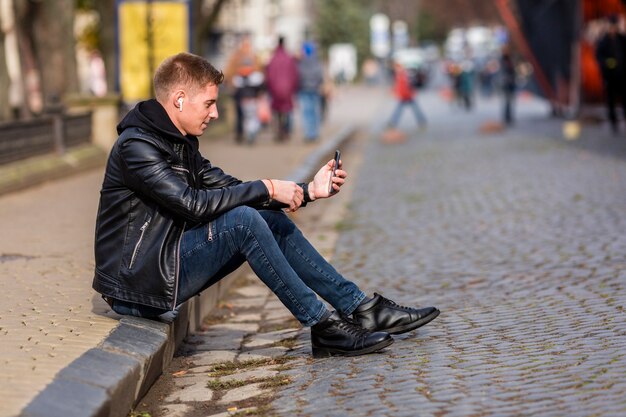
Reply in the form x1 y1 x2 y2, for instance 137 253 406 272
173 91 185 110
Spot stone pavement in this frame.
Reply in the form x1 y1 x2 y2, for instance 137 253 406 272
137 91 626 417
271 93 626 416
0 85 381 417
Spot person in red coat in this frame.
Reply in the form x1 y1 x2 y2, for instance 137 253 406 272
265 36 299 141
385 61 427 130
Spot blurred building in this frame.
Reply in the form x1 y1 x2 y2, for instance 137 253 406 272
207 0 313 68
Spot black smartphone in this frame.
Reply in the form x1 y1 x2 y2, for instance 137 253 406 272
329 150 341 194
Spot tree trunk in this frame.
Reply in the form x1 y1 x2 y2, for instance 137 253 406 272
193 0 230 55
0 22 10 120
95 0 117 93
28 0 78 109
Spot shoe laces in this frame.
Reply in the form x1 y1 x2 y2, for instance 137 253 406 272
338 314 370 337
380 296 413 311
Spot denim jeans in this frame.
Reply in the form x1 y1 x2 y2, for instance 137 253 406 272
387 98 427 128
112 207 365 326
299 91 321 140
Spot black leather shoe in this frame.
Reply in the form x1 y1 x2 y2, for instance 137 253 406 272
311 311 393 358
353 293 440 335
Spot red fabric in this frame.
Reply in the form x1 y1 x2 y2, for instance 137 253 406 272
581 41 604 103
583 0 625 22
394 67 414 100
265 46 299 112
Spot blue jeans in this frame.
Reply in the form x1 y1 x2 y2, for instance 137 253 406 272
387 98 427 128
299 91 321 140
112 207 365 326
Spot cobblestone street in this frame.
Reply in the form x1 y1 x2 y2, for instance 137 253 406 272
271 93 626 416
129 91 626 417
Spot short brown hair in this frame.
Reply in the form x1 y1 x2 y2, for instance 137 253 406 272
153 52 224 101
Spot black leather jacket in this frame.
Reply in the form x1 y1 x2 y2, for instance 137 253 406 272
93 100 273 310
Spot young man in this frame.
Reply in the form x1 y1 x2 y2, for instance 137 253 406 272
385 61 427 130
93 53 439 357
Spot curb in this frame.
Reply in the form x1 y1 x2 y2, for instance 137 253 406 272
19 124 356 417
0 145 108 197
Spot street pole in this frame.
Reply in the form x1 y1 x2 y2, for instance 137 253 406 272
568 0 582 118
146 0 154 98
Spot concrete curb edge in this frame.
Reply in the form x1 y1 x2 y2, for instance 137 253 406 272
19 124 356 417
0 145 108 197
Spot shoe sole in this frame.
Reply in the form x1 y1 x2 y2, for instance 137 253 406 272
311 338 394 358
383 309 440 335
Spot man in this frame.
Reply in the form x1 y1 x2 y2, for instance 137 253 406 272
385 61 427 130
297 41 324 142
595 14 626 134
500 44 517 126
223 33 261 143
93 52 439 357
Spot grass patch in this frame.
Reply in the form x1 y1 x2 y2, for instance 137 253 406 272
208 375 292 391
258 375 292 389
128 412 151 417
273 336 298 349
273 364 294 372
207 379 249 390
207 357 293 377
232 405 275 417
334 219 357 231
258 318 301 333
404 192 425 203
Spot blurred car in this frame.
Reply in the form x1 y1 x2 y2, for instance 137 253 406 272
392 47 431 88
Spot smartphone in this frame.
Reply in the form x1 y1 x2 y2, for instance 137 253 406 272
328 150 341 194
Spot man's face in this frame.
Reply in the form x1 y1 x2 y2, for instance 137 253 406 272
178 83 219 136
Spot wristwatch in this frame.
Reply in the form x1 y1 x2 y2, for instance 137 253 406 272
301 182 313 204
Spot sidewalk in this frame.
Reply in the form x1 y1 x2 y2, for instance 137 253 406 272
0 85 388 417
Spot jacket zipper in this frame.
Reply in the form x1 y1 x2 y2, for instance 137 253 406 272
173 145 194 310
172 166 189 174
207 222 213 241
172 222 186 310
129 218 150 269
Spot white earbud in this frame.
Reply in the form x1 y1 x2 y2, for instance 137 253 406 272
178 97 183 112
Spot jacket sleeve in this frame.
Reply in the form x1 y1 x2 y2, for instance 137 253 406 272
200 156 306 211
200 158 243 189
119 139 270 222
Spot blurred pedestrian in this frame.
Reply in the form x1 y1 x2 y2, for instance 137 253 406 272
224 33 262 142
595 14 626 134
265 36 299 142
297 41 324 142
320 59 335 123
362 57 379 85
500 45 517 125
93 52 440 357
385 60 427 130
479 58 499 98
457 58 475 110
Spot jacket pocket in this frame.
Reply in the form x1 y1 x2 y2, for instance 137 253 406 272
129 216 151 269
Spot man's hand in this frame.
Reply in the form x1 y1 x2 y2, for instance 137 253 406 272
262 179 304 212
308 158 347 200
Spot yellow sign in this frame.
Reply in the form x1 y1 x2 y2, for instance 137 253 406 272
119 1 189 101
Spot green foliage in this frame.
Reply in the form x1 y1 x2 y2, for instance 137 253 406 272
128 411 151 417
414 10 447 43
314 0 373 64
75 0 96 11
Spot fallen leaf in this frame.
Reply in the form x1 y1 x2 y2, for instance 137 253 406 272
172 370 188 377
